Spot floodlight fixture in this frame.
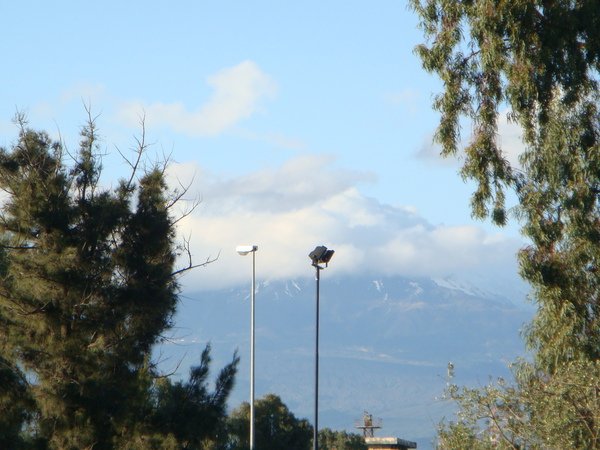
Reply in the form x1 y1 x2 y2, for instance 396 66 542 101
309 245 335 267
309 244 334 450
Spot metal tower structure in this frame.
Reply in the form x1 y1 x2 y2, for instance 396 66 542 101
355 411 383 438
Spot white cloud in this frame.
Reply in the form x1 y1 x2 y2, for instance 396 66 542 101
416 110 525 169
168 155 522 291
117 60 276 136
171 155 376 214
497 109 525 169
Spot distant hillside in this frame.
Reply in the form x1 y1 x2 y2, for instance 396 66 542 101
159 275 533 449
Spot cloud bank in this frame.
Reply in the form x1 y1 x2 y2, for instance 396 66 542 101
118 60 276 136
168 155 523 292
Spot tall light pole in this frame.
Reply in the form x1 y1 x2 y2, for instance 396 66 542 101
236 244 258 450
308 245 334 450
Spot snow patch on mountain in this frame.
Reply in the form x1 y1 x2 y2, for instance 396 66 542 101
433 276 490 298
291 280 302 292
373 279 384 292
409 281 423 296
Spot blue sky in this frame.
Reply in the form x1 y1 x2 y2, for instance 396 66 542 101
1 1 526 292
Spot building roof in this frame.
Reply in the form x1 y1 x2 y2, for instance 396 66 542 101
365 436 417 449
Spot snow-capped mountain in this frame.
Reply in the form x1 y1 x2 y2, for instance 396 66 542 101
159 275 533 449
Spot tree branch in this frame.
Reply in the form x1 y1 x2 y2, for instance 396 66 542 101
171 235 219 278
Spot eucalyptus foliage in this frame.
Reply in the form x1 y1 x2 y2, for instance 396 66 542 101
411 0 600 225
438 361 600 448
411 0 600 447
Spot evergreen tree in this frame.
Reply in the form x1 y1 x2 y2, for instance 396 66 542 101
226 394 313 450
318 428 367 450
0 355 34 449
0 113 237 449
411 0 600 446
149 345 239 449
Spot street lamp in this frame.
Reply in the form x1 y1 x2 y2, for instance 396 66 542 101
308 245 334 450
236 244 258 450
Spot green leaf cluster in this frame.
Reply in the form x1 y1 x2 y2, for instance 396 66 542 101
438 360 600 448
411 0 600 447
317 428 367 450
225 394 312 450
221 394 365 450
411 0 600 224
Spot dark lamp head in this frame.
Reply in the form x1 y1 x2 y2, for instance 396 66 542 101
309 245 335 267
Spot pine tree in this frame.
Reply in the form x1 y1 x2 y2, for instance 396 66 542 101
0 355 34 448
0 113 237 449
318 428 367 450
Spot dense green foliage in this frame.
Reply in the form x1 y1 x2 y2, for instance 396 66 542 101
411 0 600 225
226 394 312 450
438 361 600 448
223 394 365 450
317 428 367 450
411 0 600 447
0 115 238 449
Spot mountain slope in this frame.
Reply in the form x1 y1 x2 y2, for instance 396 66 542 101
160 275 533 449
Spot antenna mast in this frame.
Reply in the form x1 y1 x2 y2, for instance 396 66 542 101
355 411 382 437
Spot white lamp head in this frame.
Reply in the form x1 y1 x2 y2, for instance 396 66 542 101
236 245 258 255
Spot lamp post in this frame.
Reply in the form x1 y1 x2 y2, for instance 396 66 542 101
308 245 335 450
236 244 258 450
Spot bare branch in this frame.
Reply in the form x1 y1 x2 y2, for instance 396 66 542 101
170 197 201 226
151 348 187 379
117 112 150 192
167 173 201 226
158 145 173 177
171 235 219 277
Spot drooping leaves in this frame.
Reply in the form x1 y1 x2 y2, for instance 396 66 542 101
412 1 600 446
